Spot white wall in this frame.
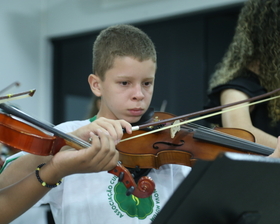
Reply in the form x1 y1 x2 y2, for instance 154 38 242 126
0 1 44 119
45 0 244 38
0 0 245 122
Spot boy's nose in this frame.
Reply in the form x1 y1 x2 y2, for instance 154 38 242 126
132 85 145 100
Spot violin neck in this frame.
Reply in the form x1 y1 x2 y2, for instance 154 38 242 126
193 128 274 156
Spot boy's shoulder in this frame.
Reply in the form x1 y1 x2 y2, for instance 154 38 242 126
55 119 90 132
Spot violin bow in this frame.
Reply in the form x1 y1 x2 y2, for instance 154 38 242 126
124 87 280 141
0 81 20 95
0 89 36 104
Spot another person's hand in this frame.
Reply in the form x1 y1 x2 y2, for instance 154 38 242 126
269 136 280 158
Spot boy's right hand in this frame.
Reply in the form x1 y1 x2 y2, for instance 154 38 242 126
70 117 132 145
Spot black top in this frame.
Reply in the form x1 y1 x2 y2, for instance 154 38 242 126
204 69 280 137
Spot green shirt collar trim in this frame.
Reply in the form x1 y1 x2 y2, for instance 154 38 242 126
89 115 97 122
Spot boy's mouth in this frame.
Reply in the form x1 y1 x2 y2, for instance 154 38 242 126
128 108 144 116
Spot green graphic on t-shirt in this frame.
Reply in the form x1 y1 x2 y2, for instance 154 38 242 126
107 175 159 220
114 182 154 219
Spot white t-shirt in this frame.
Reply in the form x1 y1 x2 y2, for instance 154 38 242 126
4 119 192 224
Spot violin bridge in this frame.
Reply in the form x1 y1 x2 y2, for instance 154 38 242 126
170 120 180 138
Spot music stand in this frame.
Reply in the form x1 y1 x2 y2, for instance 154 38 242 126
152 152 280 224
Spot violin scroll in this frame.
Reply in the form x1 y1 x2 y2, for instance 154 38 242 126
108 162 155 198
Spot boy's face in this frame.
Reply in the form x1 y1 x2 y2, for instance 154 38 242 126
94 56 156 124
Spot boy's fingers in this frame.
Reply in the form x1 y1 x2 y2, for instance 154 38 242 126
101 151 119 171
91 129 119 171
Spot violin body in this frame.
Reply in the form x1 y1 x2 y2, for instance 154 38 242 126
0 113 61 156
117 112 267 169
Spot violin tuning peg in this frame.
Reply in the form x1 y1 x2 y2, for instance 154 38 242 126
135 165 141 172
118 172 124 182
126 186 135 196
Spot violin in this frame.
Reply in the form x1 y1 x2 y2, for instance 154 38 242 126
115 87 280 169
118 111 274 169
0 103 154 198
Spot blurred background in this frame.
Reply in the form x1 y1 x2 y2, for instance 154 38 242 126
0 0 244 124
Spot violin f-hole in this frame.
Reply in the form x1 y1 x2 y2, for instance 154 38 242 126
153 140 185 150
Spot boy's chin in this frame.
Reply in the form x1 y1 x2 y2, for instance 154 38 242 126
125 116 142 124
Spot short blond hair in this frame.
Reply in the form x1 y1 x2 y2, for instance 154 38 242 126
92 24 157 80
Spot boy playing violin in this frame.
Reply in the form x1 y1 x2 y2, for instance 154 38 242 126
1 24 280 224
0 24 191 224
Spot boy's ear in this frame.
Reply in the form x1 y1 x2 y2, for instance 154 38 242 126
88 74 102 97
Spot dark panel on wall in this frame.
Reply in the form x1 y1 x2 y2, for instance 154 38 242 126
137 17 205 116
52 34 97 123
51 4 242 125
205 7 241 83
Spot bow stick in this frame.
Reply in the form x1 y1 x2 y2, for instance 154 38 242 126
0 89 36 104
125 88 280 141
130 87 280 132
0 81 20 95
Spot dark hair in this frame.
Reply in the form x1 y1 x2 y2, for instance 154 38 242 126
209 0 280 122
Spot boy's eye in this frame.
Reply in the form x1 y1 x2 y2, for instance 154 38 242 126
144 82 152 86
121 81 128 86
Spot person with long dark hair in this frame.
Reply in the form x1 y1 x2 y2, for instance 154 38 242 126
205 0 280 149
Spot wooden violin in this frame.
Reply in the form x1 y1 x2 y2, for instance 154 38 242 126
118 111 274 169
115 87 280 169
0 103 155 198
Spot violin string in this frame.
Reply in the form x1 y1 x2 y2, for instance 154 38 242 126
66 132 91 148
186 122 252 147
184 122 255 148
183 123 274 155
